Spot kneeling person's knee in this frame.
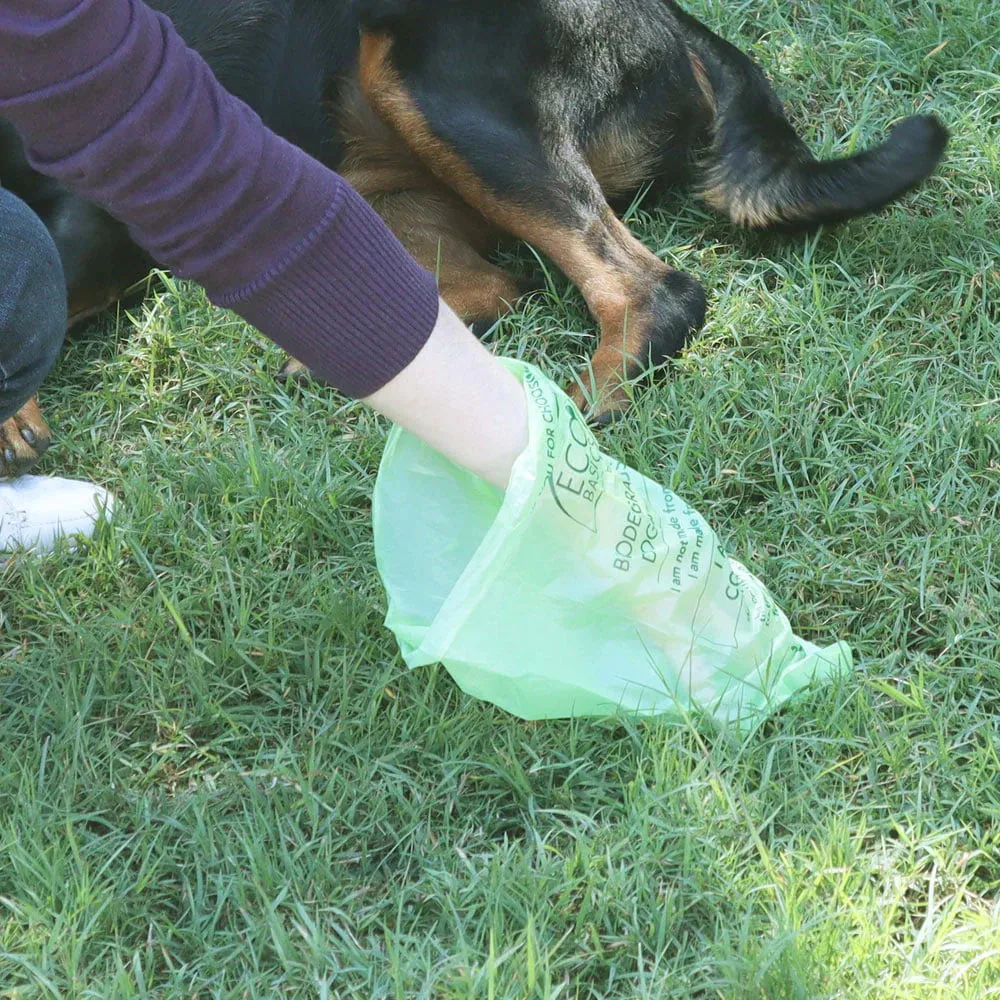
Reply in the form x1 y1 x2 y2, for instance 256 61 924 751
0 190 66 418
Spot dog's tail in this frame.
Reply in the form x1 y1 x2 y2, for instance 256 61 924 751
674 8 949 230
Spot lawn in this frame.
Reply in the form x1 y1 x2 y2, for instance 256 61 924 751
2 1 999 996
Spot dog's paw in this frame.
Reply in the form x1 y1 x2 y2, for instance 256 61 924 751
0 398 52 476
568 375 630 426
277 356 312 383
570 270 707 422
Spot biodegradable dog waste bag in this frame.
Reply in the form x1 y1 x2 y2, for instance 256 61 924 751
373 361 852 727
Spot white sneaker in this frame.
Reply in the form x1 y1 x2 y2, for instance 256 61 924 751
0 475 114 555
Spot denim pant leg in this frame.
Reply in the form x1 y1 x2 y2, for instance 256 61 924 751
0 187 67 422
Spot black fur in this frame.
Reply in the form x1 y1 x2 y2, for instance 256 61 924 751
649 270 708 365
0 0 948 380
669 3 949 228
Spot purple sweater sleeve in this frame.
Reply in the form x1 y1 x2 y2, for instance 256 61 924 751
0 0 440 398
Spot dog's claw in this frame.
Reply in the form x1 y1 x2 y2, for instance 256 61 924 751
0 398 53 477
277 356 311 383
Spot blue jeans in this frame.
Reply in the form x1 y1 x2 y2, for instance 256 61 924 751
0 186 66 422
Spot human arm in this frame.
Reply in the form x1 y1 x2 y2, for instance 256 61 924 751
0 0 526 487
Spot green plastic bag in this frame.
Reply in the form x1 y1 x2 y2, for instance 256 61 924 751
373 361 851 728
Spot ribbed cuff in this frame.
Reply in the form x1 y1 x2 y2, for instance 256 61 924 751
218 182 441 399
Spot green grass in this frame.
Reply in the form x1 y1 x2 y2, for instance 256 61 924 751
2 1 999 996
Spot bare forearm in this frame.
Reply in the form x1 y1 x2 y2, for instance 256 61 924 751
365 302 529 490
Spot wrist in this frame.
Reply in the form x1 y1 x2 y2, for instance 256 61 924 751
365 301 528 489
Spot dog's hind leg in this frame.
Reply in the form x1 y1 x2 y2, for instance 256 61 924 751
363 188 525 334
357 30 706 418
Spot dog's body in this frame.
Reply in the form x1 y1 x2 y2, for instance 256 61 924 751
0 0 948 470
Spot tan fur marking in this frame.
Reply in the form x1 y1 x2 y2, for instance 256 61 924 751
700 180 783 227
688 51 784 227
0 397 51 476
359 34 541 234
688 51 716 115
337 70 518 321
585 124 662 200
67 289 123 328
372 188 522 319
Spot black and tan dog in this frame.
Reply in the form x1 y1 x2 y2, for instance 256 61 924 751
0 0 948 473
